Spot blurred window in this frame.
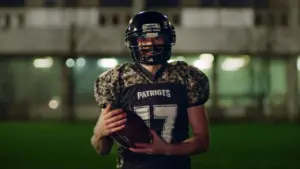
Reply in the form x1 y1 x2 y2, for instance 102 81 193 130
0 0 24 7
217 55 252 96
146 0 179 8
99 0 132 7
200 0 218 7
64 0 78 7
44 0 57 7
253 0 269 8
200 0 269 8
219 0 253 7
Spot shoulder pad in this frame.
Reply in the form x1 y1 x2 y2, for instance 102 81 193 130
187 64 207 78
168 60 188 67
98 63 130 80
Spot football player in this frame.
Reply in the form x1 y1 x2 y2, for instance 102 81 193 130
91 11 210 169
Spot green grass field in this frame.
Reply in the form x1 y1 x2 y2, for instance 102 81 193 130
0 122 299 169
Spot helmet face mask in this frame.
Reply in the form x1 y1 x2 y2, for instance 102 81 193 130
125 11 176 65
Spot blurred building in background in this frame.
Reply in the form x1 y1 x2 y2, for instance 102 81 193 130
0 0 299 122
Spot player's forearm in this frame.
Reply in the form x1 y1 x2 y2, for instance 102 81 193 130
165 135 209 156
91 134 113 155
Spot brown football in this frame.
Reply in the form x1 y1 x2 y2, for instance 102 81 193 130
110 112 152 148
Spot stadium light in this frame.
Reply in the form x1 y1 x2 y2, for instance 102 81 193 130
76 57 86 67
199 53 214 62
48 99 59 109
33 57 53 68
97 58 118 68
176 56 186 61
66 58 75 68
167 59 176 63
193 54 214 70
193 59 212 70
297 57 300 71
221 58 245 71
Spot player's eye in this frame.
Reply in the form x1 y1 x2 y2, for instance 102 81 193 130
137 37 164 46
153 37 164 44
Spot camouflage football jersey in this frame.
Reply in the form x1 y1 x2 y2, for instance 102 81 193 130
94 61 210 169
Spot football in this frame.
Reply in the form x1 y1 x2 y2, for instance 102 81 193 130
110 112 152 148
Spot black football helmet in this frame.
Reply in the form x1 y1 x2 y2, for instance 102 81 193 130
125 11 176 65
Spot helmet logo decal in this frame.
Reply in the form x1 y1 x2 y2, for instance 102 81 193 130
142 23 161 33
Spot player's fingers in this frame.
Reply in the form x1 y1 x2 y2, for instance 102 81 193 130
110 108 125 115
107 119 127 129
129 148 152 154
150 130 158 137
102 104 112 114
134 143 149 148
103 123 125 136
103 109 124 119
109 124 126 133
105 113 126 125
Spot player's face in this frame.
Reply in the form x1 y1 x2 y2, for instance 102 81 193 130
137 35 164 57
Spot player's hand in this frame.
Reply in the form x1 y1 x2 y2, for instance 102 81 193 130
93 104 127 138
129 130 169 155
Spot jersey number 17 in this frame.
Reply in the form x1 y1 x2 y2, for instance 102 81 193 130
134 104 178 143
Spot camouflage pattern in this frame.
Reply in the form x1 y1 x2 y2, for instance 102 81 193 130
94 65 122 109
94 61 209 109
185 64 210 106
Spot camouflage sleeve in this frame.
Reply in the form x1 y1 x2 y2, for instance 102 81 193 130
186 66 210 107
94 68 120 109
